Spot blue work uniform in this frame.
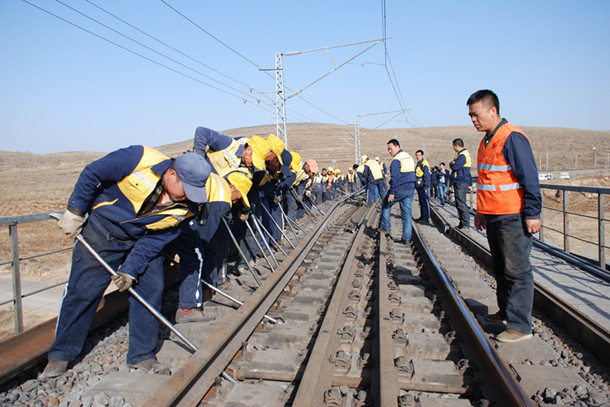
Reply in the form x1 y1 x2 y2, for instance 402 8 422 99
49 145 196 365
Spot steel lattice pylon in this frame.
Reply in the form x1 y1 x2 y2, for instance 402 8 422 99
275 52 288 148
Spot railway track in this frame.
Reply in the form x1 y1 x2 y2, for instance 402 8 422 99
1 194 609 406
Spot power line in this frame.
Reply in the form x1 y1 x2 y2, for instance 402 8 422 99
55 0 262 104
161 0 261 69
86 0 253 91
23 0 254 102
161 0 352 126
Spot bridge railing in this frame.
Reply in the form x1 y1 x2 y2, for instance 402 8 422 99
538 184 609 268
455 182 609 269
0 211 69 335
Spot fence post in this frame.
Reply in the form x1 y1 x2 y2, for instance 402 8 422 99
539 200 545 242
599 193 606 268
9 223 24 334
563 190 570 253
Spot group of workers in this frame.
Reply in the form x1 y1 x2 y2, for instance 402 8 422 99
43 89 541 379
43 127 331 378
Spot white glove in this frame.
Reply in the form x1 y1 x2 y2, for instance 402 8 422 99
111 271 135 292
304 190 311 198
239 212 249 222
58 210 86 238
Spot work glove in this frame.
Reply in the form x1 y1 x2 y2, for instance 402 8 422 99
111 270 135 292
238 206 250 222
58 210 86 239
295 195 303 203
304 190 311 198
273 195 282 205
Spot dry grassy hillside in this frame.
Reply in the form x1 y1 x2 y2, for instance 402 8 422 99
1 123 608 219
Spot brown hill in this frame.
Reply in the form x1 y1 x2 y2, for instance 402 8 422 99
1 124 608 219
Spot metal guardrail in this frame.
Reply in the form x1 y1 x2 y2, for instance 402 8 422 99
446 181 609 270
0 211 68 335
539 184 609 268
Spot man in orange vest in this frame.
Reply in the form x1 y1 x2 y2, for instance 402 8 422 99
469 89 541 344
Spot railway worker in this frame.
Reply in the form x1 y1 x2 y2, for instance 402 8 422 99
169 170 252 323
380 139 417 243
468 89 541 343
312 168 326 204
43 147 212 378
265 134 294 243
347 168 356 193
362 155 387 206
193 126 273 266
450 138 473 229
376 156 388 181
286 155 318 221
414 150 431 223
354 164 366 190
437 162 450 206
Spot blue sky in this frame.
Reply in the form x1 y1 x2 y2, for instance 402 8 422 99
1 0 609 153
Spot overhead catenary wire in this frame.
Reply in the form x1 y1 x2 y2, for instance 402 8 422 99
86 0 254 91
26 0 410 140
22 0 264 105
54 0 265 106
161 0 353 126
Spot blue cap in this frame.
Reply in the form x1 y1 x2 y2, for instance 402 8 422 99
174 153 211 203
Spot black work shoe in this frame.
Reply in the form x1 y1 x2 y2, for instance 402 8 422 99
484 312 507 325
41 360 69 378
175 308 216 323
399 239 410 245
127 359 170 375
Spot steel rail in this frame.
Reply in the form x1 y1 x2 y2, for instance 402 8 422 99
372 228 399 406
411 224 533 406
430 205 610 366
292 204 377 407
146 199 348 407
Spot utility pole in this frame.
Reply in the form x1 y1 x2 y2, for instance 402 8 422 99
355 115 361 165
262 38 386 150
275 52 288 148
354 109 404 166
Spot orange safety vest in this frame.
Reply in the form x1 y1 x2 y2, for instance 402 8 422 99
476 122 529 215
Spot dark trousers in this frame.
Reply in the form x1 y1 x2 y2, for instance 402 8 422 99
486 214 534 334
49 221 163 365
416 187 429 220
453 183 470 226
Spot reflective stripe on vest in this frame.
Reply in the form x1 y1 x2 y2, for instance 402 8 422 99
207 138 247 178
206 173 232 205
366 160 383 180
460 149 472 168
114 146 193 230
393 151 415 172
476 122 529 215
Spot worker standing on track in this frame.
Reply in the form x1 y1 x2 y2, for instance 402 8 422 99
43 147 211 378
380 139 417 243
468 89 542 344
362 155 387 206
450 138 473 229
414 150 431 223
437 162 450 206
347 168 356 193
